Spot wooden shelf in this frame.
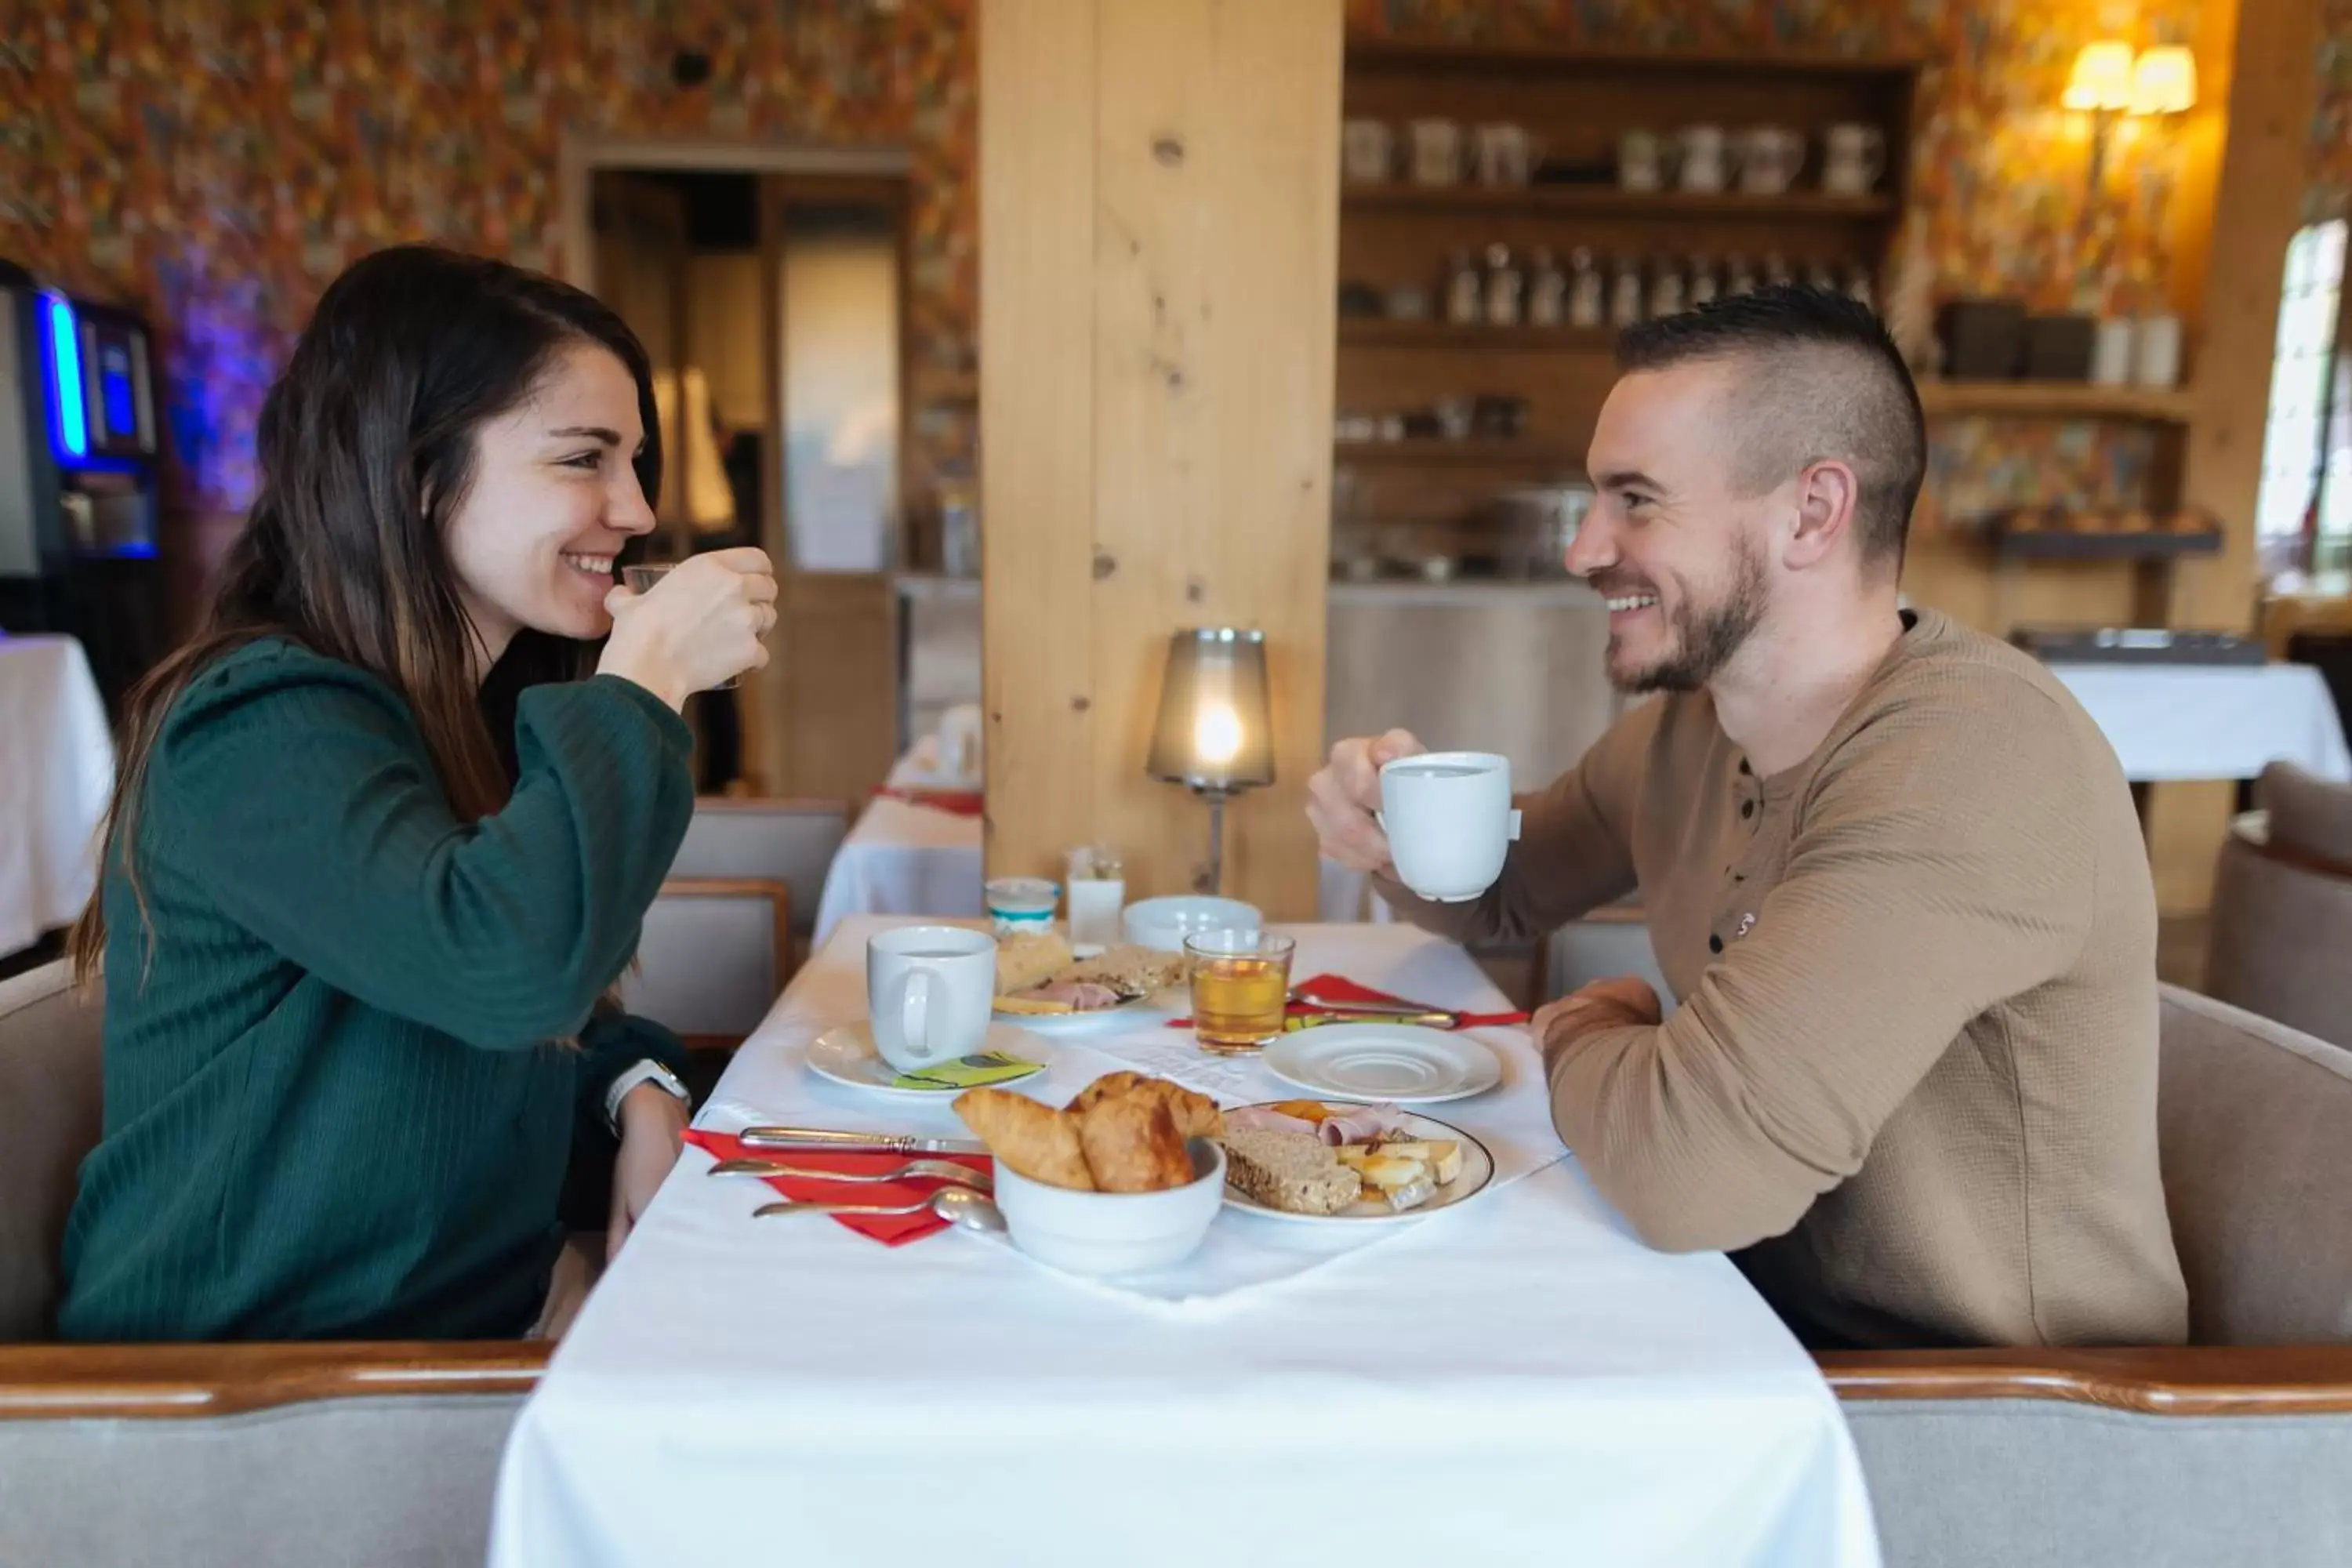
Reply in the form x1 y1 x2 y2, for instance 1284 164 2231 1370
1335 440 1584 470
1916 381 2194 423
1991 529 2223 561
1338 319 1616 352
1344 38 1926 79
1342 182 1897 220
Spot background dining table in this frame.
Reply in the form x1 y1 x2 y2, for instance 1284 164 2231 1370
489 916 1880 1568
0 634 113 958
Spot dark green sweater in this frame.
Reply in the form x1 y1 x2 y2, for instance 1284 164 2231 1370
59 639 695 1342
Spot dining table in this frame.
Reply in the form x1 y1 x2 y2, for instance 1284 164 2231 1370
489 916 1880 1568
0 633 114 957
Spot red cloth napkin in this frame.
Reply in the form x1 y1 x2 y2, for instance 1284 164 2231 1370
876 786 985 816
1166 972 1529 1031
687 1128 993 1246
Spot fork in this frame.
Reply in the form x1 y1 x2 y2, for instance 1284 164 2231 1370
707 1157 991 1190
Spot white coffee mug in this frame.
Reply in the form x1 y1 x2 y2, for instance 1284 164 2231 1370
866 926 997 1073
1737 126 1805 194
1618 129 1664 192
1408 118 1465 186
1823 123 1885 196
1379 752 1523 904
1341 118 1392 183
1677 124 1730 193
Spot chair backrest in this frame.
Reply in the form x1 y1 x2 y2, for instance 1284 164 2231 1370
619 879 787 1047
2158 984 2352 1345
2205 817 2352 1049
2262 760 2352 868
667 799 848 953
0 962 103 1341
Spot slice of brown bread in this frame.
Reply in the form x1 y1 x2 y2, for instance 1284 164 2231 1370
1220 1127 1363 1216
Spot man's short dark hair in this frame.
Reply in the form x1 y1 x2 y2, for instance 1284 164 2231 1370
1614 285 1926 572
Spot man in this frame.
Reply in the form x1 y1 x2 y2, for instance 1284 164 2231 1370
1309 286 2187 1351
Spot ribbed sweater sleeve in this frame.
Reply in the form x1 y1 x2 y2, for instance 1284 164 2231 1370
144 646 695 1051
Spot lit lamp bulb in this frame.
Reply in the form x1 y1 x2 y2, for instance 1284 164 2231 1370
1192 703 1243 768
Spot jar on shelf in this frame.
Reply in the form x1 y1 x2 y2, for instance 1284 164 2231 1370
1726 253 1759 296
1527 248 1567 327
1568 246 1606 328
1647 256 1686 319
1483 242 1524 327
1609 257 1645 328
1689 256 1719 308
1442 249 1483 325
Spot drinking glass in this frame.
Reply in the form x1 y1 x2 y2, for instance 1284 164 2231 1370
1184 931 1296 1054
620 563 742 689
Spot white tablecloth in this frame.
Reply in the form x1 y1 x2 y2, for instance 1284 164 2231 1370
491 918 1879 1568
2051 662 2352 784
0 635 113 956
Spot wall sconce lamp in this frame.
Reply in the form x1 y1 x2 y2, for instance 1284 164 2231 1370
1145 628 1274 896
2063 42 2198 198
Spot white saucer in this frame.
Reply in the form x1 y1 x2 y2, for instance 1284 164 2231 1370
806 1020 1047 1098
1261 1022 1501 1105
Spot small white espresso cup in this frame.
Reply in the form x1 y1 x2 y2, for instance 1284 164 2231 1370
866 925 998 1073
1380 751 1523 903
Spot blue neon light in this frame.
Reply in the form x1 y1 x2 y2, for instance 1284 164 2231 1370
43 293 89 462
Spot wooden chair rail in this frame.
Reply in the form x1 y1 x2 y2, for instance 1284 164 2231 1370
1819 1345 2352 1417
0 1340 550 1421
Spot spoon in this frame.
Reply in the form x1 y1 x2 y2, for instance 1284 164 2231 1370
710 1157 991 1191
754 1185 1007 1234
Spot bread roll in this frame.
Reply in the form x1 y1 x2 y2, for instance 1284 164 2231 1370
953 1088 1094 1190
1066 1072 1225 1141
1073 1093 1196 1192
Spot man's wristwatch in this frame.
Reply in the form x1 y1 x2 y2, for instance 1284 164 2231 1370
604 1059 691 1133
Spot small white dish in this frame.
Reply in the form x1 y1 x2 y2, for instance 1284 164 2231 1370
1121 895 1261 953
806 1020 1047 1098
1220 1106 1496 1225
991 990 1178 1037
995 1138 1226 1276
1261 1023 1501 1104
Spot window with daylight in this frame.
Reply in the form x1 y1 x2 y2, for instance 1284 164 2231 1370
2256 219 2352 592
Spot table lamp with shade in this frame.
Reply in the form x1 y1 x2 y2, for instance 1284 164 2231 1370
1146 627 1273 895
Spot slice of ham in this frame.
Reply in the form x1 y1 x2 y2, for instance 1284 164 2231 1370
1318 1102 1411 1145
1224 1105 1323 1138
1016 979 1126 1012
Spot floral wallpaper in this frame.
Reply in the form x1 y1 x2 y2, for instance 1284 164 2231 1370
0 0 975 517
0 0 2316 535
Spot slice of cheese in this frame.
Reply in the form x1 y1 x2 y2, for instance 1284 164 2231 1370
1352 1153 1428 1192
1374 1140 1463 1185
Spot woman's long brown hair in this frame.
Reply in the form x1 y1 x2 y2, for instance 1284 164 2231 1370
71 245 662 984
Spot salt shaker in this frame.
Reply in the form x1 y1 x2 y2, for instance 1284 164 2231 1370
1648 256 1687 319
1568 246 1606 328
1483 242 1523 328
1443 249 1483 326
1609 258 1645 328
1527 248 1567 327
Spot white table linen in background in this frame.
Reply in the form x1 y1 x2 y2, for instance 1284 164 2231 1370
490 918 1879 1568
0 635 114 956
2050 662 2352 783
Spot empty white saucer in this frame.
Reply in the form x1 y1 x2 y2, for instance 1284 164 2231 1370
806 1020 1048 1098
1261 1022 1501 1105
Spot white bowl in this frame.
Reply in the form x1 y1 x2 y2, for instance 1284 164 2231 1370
1121 895 1262 953
993 1139 1225 1276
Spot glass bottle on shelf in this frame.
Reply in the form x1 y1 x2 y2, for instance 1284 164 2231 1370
1806 260 1838 292
1648 256 1687 319
1568 246 1606 328
1527 247 1567 327
1726 252 1758 296
1609 257 1645 328
1443 249 1483 326
1689 256 1719 308
1483 242 1523 328
1845 263 1877 311
1763 252 1793 288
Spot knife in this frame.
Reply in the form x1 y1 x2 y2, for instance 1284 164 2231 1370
736 1126 990 1156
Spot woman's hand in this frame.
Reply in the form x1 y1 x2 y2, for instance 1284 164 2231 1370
608 1082 689 1263
597 547 778 710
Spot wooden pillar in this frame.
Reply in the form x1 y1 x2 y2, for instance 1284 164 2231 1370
2144 0 2323 912
979 0 1342 917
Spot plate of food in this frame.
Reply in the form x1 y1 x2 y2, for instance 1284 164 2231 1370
993 931 1185 1036
1218 1100 1494 1224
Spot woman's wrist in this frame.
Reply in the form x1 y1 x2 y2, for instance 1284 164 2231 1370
619 1080 689 1138
594 647 688 713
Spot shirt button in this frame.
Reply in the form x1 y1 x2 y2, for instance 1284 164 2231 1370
1709 935 1724 953
1741 800 1755 819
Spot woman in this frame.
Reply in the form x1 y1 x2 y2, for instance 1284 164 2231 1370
58 245 775 1342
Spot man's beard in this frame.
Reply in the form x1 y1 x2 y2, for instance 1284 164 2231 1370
1603 539 1768 695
